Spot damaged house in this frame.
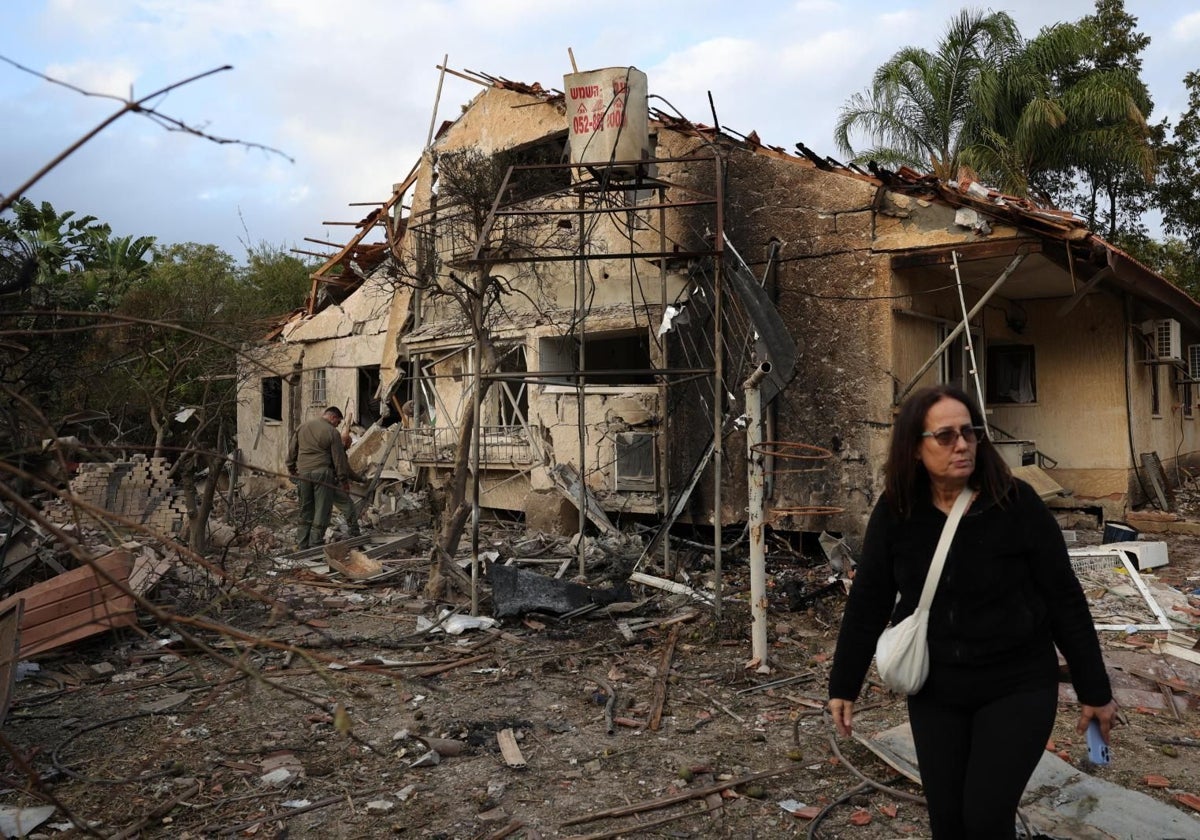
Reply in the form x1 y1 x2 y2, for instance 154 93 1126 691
237 64 1200 544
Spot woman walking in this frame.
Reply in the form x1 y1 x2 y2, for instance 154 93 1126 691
827 384 1118 838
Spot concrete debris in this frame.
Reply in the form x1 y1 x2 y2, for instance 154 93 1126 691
862 722 1200 838
818 531 855 576
0 804 56 837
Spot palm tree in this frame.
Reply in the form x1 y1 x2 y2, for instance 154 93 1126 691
834 9 1020 180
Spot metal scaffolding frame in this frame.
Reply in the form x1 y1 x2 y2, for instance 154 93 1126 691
442 151 734 596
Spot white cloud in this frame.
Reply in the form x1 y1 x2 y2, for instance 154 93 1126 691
6 0 1193 255
42 59 138 99
1172 11 1200 41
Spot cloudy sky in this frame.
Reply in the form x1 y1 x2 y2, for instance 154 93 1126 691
2 1 1198 259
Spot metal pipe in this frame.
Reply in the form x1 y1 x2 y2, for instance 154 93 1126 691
659 188 671 576
745 363 771 671
577 193 587 576
712 155 725 619
951 251 990 434
470 343 482 616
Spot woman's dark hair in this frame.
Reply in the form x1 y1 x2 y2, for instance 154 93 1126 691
884 384 1013 516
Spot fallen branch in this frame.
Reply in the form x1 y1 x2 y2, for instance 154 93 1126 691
590 674 617 735
693 686 745 724
415 652 492 678
217 787 390 835
649 625 680 731
560 765 797 827
1148 736 1200 748
563 799 723 839
110 781 201 840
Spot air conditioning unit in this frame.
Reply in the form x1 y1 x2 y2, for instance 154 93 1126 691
1151 318 1183 362
1189 344 1200 381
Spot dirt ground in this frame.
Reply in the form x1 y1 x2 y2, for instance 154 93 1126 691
4 492 1200 839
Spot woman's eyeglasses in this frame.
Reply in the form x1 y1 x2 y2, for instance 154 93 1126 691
922 425 985 447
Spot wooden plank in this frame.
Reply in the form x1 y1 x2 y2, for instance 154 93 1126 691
0 552 131 601
19 583 133 627
0 551 137 659
1140 452 1175 512
1159 643 1200 667
496 728 526 768
0 601 23 726
16 592 136 656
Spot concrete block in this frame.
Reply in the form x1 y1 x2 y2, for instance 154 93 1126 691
524 490 578 536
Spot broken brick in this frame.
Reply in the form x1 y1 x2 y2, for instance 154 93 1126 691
1175 793 1200 813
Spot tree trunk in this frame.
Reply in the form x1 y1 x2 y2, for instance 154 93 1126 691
425 379 487 600
150 405 167 460
189 452 221 554
425 321 496 600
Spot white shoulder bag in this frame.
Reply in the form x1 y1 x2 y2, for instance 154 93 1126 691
874 486 973 695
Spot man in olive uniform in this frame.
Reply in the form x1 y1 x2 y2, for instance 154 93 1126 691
287 406 352 549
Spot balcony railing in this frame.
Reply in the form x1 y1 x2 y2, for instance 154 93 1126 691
397 425 535 466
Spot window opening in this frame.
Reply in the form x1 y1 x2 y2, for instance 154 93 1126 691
986 345 1036 404
357 365 381 427
309 368 327 406
614 431 656 492
262 376 283 422
936 325 984 404
539 330 654 386
495 346 529 426
1151 364 1161 416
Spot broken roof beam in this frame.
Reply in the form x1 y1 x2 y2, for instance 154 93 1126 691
890 239 1041 270
305 161 419 315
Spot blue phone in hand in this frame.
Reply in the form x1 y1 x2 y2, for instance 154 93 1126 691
1086 719 1110 766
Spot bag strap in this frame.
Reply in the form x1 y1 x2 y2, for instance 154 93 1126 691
915 486 973 610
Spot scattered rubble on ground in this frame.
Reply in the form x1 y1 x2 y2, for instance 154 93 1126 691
1 479 1200 838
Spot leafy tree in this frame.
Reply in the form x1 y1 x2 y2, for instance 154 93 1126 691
0 200 156 458
1157 71 1200 254
1059 0 1154 238
834 9 1021 178
101 243 258 550
1119 232 1200 300
964 12 1153 224
242 242 313 314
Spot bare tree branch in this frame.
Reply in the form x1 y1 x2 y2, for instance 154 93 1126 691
0 57 293 214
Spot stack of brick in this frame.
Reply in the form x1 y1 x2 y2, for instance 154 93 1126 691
69 455 188 535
